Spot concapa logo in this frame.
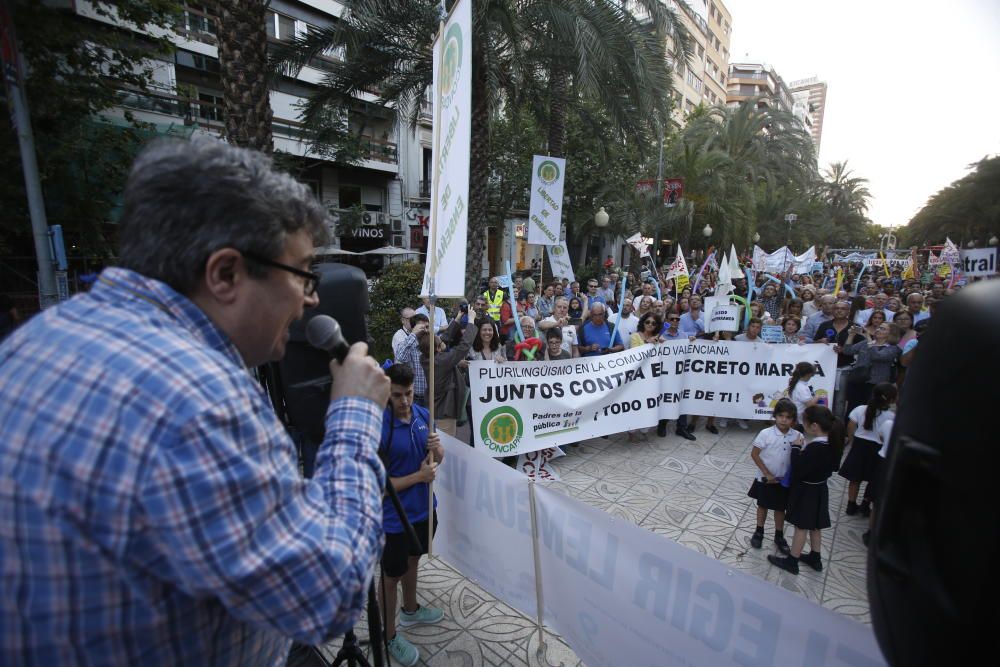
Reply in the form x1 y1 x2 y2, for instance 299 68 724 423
480 406 523 453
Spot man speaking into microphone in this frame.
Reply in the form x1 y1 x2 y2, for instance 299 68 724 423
0 138 390 665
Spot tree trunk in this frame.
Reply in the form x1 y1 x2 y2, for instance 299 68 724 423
546 69 568 158
464 50 490 301
214 1 273 153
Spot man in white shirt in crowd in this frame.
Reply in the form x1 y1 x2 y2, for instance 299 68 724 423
415 296 448 333
906 292 930 324
617 298 640 347
853 292 895 325
537 296 579 357
392 307 416 359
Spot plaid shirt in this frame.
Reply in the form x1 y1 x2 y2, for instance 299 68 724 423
0 268 386 666
395 332 428 398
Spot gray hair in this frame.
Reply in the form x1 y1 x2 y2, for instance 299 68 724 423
117 137 329 294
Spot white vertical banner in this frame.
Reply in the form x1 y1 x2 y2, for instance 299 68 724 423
546 240 575 281
420 0 472 297
527 155 566 245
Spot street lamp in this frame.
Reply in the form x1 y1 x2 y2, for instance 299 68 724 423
990 235 998 247
784 213 797 246
752 232 760 243
702 223 712 238
594 207 609 227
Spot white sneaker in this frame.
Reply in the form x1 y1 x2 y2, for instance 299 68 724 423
717 418 729 428
737 420 749 429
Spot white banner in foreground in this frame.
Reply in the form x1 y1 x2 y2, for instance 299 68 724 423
420 0 471 297
470 341 837 456
527 155 565 245
433 434 886 667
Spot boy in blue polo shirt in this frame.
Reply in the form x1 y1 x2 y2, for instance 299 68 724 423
379 364 445 666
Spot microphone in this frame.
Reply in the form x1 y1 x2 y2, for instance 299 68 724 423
306 315 350 363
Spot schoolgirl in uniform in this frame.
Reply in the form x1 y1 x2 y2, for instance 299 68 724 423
768 405 843 574
840 383 897 517
747 399 801 554
787 361 819 428
862 414 895 547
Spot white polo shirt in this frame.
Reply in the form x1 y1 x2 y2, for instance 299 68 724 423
751 425 800 480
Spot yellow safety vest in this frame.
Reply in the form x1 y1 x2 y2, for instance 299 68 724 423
483 289 504 321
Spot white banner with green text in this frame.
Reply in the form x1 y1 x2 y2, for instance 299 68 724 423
469 341 837 456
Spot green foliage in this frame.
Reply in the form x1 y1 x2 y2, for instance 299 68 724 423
0 0 181 255
901 155 1000 246
368 261 426 360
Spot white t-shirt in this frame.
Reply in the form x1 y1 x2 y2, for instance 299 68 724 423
789 381 813 424
416 305 448 331
751 425 800 480
618 314 640 348
877 418 894 459
849 404 894 443
391 328 409 359
539 316 578 354
854 308 895 325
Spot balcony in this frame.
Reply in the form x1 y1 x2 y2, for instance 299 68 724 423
113 86 398 165
418 98 433 124
358 137 398 164
417 179 431 198
172 7 217 46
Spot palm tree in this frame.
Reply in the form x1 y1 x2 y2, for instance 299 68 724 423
819 161 871 244
666 101 817 251
213 0 274 152
275 0 689 298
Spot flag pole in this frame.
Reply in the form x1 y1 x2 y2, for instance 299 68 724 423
424 12 447 558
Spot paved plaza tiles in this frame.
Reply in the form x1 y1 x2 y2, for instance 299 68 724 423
320 423 871 666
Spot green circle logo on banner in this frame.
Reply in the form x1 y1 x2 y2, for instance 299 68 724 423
551 245 564 257
537 160 560 185
480 406 524 453
439 24 463 106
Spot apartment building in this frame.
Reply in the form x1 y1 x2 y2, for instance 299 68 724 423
788 77 828 154
725 61 794 113
663 0 733 123
78 0 435 266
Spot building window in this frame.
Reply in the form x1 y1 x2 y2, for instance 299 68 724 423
339 185 362 209
686 70 694 86
266 10 296 41
197 90 224 121
697 43 704 58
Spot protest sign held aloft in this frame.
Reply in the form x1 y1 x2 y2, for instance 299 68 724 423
470 341 837 456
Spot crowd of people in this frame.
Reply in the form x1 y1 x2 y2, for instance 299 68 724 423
387 256 973 582
390 260 950 438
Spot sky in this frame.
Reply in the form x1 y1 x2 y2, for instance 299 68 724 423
722 0 1000 228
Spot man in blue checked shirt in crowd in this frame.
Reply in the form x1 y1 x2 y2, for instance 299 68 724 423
0 138 390 666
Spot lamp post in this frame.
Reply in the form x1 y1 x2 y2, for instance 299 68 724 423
594 206 609 266
784 213 797 246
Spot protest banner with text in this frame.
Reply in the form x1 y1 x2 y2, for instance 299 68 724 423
527 155 566 245
470 341 837 456
420 0 471 297
434 434 887 667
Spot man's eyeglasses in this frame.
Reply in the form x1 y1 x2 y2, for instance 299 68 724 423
243 251 321 296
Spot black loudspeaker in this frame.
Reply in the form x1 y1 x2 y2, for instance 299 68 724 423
272 263 370 471
868 280 1000 665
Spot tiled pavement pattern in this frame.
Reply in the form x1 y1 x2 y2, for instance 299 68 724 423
319 423 870 666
